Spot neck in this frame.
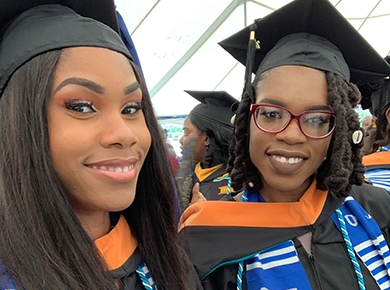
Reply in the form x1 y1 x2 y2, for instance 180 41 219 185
259 177 313 202
74 210 111 240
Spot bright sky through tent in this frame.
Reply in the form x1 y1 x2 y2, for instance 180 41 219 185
115 0 390 117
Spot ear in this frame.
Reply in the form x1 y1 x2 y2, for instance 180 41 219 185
386 108 390 124
204 135 210 146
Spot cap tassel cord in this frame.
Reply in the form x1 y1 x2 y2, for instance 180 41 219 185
244 24 259 103
250 31 261 50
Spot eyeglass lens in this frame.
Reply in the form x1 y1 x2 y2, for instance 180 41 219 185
254 105 335 138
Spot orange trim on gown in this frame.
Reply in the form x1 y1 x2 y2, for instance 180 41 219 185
179 180 327 231
94 215 138 271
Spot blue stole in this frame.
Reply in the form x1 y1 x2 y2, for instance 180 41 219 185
380 145 390 152
331 196 390 289
245 192 311 289
245 192 390 289
0 263 15 290
246 240 311 289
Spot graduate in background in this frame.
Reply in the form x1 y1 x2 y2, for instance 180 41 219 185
177 90 238 209
179 0 390 289
0 1 200 289
360 56 390 193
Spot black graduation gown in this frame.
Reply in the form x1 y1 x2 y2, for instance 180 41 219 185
179 183 390 290
194 163 234 200
99 215 202 290
109 247 146 289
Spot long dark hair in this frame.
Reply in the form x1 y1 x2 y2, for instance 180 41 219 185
0 49 197 289
189 113 232 168
228 70 364 198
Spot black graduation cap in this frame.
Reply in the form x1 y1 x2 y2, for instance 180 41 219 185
359 55 390 117
0 0 132 97
185 90 237 128
219 0 390 98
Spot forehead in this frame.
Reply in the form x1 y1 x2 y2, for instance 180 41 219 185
255 65 329 110
56 47 134 76
183 116 195 128
51 47 138 96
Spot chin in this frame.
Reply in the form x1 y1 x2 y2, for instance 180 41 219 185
106 195 136 212
264 175 307 191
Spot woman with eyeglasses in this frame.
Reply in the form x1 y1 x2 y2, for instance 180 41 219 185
179 0 390 289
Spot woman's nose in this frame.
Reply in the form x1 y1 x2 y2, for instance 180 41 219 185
275 119 306 144
99 113 138 148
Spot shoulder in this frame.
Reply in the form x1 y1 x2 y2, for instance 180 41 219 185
349 183 390 228
350 182 390 203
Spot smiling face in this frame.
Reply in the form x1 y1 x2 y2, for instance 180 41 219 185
47 47 151 229
249 65 332 202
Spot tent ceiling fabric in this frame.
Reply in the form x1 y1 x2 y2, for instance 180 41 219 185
115 0 390 117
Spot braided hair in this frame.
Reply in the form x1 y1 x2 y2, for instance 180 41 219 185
228 70 364 198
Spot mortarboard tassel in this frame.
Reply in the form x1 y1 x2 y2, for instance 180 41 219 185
244 23 260 103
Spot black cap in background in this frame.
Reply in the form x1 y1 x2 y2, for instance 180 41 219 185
219 0 390 92
360 56 390 117
185 90 237 129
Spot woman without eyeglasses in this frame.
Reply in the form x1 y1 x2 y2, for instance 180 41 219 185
0 1 201 289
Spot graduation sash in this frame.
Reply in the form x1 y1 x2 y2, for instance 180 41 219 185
244 192 390 289
246 240 311 289
331 196 390 290
244 191 312 289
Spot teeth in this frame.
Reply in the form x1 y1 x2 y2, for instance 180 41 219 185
91 165 133 173
272 155 302 164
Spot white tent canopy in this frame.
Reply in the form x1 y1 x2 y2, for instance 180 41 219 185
115 0 390 117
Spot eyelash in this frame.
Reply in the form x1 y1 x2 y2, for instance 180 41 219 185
122 102 143 115
64 100 143 115
65 99 95 113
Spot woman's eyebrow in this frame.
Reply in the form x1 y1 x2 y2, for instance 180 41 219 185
304 105 333 111
54 77 104 94
124 82 140 95
257 98 286 107
258 99 332 111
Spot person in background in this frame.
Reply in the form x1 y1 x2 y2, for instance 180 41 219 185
177 90 238 209
0 1 200 289
179 0 390 289
360 56 390 193
362 115 373 132
361 121 377 156
159 126 180 176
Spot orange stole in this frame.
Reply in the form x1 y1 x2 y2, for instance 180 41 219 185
95 215 138 271
363 151 390 166
179 181 328 231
